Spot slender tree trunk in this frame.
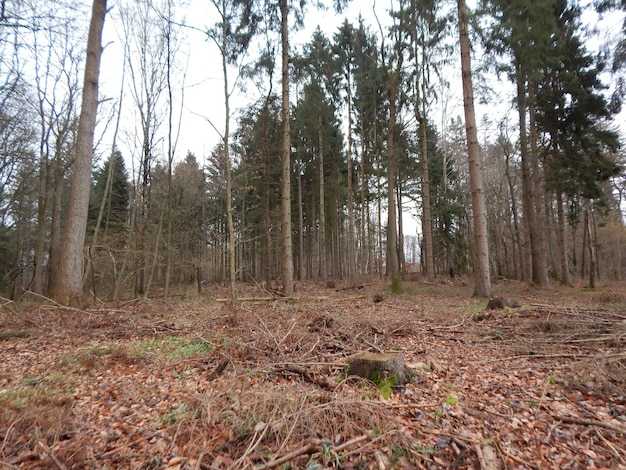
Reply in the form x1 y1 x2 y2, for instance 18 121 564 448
48 135 68 294
584 202 596 288
359 111 368 275
528 81 549 287
318 127 328 283
555 188 571 285
384 59 401 283
346 80 356 283
220 2 237 300
263 141 272 285
279 0 294 295
416 41 434 282
515 67 536 284
297 164 305 280
419 106 434 281
458 0 491 297
53 0 106 303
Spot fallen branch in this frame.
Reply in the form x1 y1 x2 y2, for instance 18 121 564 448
216 296 294 302
277 365 337 390
207 358 230 381
256 438 321 470
0 330 33 340
37 441 68 470
555 415 626 435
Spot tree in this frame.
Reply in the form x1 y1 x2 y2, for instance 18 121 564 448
458 0 491 297
482 0 556 287
89 149 130 233
403 0 452 281
52 0 106 303
207 0 259 299
535 0 621 285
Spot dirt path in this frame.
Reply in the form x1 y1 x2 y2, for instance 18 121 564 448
1 281 625 469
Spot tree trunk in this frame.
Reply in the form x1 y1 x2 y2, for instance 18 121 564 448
52 0 106 304
458 0 491 297
220 4 237 300
297 163 305 280
318 127 328 283
385 78 400 282
279 0 294 295
555 188 571 285
528 82 549 287
359 110 368 275
346 76 357 283
419 105 434 281
515 67 536 285
585 201 596 288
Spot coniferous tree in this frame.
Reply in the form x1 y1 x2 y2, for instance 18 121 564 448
89 150 130 233
535 0 621 284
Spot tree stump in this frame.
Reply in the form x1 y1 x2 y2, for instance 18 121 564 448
486 297 521 310
346 352 414 386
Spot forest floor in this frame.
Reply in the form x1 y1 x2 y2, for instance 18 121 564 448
1 278 626 469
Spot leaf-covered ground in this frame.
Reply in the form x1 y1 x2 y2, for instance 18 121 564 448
1 280 625 469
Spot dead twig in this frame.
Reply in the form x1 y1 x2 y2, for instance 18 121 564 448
37 441 68 470
555 415 626 435
207 358 231 381
256 438 321 470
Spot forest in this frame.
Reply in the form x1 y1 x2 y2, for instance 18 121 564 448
1 0 626 300
2 2 626 468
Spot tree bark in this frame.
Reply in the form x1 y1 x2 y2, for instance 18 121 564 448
52 0 106 303
279 0 294 295
318 127 328 283
458 0 491 297
528 82 549 287
515 67 535 284
555 188 571 285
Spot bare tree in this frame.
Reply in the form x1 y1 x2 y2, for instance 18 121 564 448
457 0 491 297
52 0 107 303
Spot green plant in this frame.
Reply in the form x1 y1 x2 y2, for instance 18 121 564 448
443 396 458 406
490 330 504 341
160 404 190 426
433 409 443 424
370 371 398 400
138 336 213 358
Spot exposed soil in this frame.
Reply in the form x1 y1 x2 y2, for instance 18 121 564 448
1 279 625 469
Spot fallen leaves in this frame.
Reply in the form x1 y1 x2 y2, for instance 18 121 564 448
1 282 625 468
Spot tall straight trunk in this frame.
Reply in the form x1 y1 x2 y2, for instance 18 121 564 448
297 165 305 280
515 67 535 284
417 44 434 282
528 81 549 287
53 0 106 303
584 202 596 288
279 0 294 295
396 183 404 273
555 188 571 285
318 128 328 283
384 55 401 282
458 0 491 297
504 144 522 280
219 4 237 300
346 80 356 283
385 88 399 281
359 111 368 275
419 110 434 281
48 134 67 294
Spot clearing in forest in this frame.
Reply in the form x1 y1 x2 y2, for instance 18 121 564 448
1 280 625 469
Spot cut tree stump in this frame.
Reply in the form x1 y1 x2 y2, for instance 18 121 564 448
346 352 414 386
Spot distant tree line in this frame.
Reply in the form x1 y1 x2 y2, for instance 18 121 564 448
0 0 624 301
